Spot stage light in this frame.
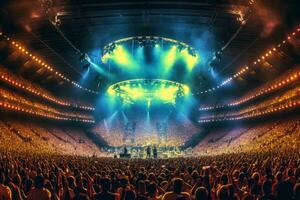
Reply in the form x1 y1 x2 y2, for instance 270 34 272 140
215 51 222 61
110 45 134 67
108 87 115 95
160 86 177 103
131 88 144 99
101 36 199 79
101 52 111 63
183 85 190 94
164 45 177 70
107 79 189 106
79 53 89 62
177 44 185 52
181 49 198 71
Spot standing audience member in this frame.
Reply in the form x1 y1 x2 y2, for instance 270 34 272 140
0 172 12 200
162 178 191 200
94 178 119 200
27 175 51 200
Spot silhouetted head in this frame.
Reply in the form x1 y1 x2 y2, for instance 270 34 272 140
173 178 183 194
100 178 111 192
195 186 208 200
34 175 45 189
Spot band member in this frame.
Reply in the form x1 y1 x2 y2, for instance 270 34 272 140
153 146 158 158
124 146 128 155
146 146 151 158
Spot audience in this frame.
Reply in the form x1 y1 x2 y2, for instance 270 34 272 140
0 66 93 111
0 86 93 121
0 117 300 200
0 146 300 200
0 172 12 200
199 84 300 122
92 117 200 147
0 119 102 156
27 176 51 200
195 119 300 155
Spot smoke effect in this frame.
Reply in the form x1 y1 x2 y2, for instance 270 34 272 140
90 24 218 121
253 1 283 38
190 29 217 65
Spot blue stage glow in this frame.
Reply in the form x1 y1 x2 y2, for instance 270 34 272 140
107 110 119 124
101 37 200 79
94 35 218 123
121 110 129 123
89 61 115 79
146 109 151 128
82 67 90 79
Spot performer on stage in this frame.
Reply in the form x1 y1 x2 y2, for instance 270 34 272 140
146 146 151 158
124 146 128 155
153 146 158 159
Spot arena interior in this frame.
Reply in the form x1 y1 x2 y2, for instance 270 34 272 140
0 0 300 200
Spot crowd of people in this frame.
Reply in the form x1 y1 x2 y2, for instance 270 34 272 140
1 61 300 199
0 117 299 200
195 119 300 155
229 66 300 107
1 4 300 199
0 86 93 121
92 117 200 147
199 84 300 122
200 65 300 112
0 150 300 200
0 66 93 110
0 119 102 156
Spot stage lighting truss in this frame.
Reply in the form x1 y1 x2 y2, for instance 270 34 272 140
107 79 190 105
102 36 197 61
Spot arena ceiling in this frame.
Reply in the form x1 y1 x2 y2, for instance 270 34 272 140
1 0 300 105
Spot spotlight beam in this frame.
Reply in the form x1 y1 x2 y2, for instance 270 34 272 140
107 79 190 106
86 58 115 79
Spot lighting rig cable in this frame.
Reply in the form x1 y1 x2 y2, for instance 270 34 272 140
27 29 82 75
